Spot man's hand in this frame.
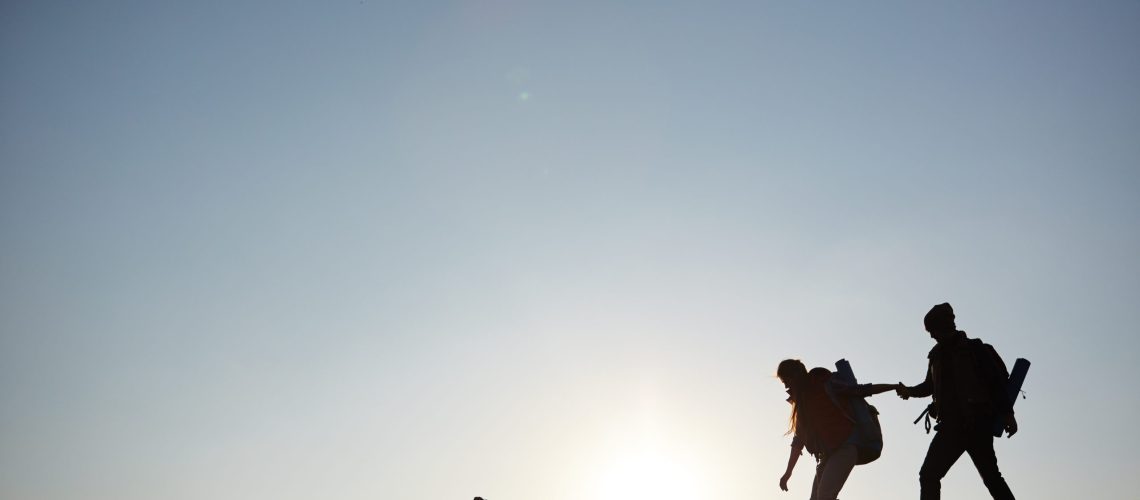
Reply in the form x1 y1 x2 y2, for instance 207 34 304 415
895 383 910 400
779 472 791 491
1004 413 1018 438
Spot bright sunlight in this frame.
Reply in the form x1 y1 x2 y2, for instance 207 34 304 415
591 447 704 500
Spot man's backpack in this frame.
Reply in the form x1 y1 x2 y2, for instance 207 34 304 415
992 357 1030 437
964 339 1031 437
831 359 883 465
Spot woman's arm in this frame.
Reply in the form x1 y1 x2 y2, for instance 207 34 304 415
780 437 804 491
832 381 904 398
862 383 904 396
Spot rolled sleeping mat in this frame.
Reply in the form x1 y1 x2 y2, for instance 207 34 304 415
834 359 870 424
992 358 1030 437
835 359 857 384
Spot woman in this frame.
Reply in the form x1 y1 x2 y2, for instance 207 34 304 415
776 359 899 500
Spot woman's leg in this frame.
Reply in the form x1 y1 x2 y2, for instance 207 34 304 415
809 458 824 500
813 443 858 500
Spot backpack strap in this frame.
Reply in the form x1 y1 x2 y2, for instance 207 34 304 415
913 404 933 434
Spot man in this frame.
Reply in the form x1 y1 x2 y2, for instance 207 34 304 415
897 303 1017 500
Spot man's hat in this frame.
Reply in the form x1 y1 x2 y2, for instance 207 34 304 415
924 302 955 331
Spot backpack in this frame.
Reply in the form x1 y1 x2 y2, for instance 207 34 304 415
914 338 1030 436
831 359 883 465
957 338 1027 431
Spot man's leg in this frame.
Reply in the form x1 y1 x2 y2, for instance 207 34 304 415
965 428 1015 500
813 443 857 500
919 428 967 500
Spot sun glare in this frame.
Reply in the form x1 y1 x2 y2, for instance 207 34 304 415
593 449 703 500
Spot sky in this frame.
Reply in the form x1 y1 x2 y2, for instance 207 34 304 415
1 1 1138 499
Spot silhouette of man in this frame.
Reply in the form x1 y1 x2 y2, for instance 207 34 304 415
897 303 1017 500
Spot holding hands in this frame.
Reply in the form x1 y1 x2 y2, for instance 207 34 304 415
895 383 910 399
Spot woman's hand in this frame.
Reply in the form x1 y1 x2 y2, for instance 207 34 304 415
779 472 791 491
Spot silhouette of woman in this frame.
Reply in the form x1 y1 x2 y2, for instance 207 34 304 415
776 359 899 500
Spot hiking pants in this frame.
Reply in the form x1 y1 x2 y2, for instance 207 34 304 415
810 442 857 500
919 424 1014 500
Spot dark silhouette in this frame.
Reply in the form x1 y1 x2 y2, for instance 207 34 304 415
776 359 900 500
990 357 1030 437
896 303 1017 500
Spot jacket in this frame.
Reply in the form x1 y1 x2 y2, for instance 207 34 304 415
909 330 1014 423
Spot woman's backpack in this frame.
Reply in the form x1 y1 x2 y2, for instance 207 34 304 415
831 359 884 465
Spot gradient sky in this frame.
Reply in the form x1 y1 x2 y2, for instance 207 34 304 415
2 2 1138 499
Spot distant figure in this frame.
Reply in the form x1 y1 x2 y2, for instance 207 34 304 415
776 359 899 500
896 303 1017 500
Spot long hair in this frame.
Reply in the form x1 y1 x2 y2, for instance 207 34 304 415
776 359 809 436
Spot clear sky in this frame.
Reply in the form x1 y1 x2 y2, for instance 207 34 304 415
2 2 1138 499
